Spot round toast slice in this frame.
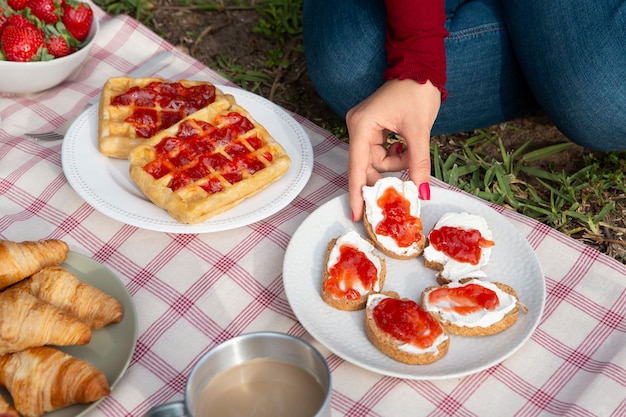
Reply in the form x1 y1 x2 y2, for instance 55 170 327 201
364 293 449 365
420 279 527 336
321 231 386 311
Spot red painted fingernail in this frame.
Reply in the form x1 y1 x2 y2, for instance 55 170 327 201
419 182 431 200
351 210 355 222
392 142 403 155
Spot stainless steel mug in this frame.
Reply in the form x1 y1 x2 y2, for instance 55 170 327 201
143 332 332 417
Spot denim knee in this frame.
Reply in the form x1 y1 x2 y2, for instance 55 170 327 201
502 0 626 151
303 0 387 118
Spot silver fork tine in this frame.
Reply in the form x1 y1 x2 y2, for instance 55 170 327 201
26 89 100 141
25 51 175 141
26 131 65 141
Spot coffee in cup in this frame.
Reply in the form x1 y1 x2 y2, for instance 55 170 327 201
143 332 332 417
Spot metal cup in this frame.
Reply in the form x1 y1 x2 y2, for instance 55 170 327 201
143 332 332 417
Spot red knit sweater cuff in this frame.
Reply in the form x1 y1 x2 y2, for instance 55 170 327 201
383 0 448 101
383 69 448 102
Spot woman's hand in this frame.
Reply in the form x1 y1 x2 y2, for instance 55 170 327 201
346 78 441 221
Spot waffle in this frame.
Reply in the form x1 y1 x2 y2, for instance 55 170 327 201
98 77 224 159
128 94 291 223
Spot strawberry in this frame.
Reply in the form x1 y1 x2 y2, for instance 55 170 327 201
1 25 45 61
6 13 37 30
0 8 8 34
7 0 28 11
61 0 92 41
27 0 59 24
45 33 71 57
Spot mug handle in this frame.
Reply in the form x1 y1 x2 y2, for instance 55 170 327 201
143 401 187 417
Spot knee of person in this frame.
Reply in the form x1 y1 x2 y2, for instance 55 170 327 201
304 48 384 119
557 124 626 152
303 0 386 118
304 56 352 118
545 102 626 152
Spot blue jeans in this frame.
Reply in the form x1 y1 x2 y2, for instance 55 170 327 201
303 0 626 151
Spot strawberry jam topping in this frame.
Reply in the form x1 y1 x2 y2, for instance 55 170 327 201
429 226 495 265
427 283 499 315
143 112 267 192
111 82 217 138
373 298 443 349
325 245 378 301
375 187 422 247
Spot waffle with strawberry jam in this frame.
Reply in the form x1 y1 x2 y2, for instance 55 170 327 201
128 94 291 224
98 77 224 159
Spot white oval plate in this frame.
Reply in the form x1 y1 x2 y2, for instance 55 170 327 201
62 86 314 233
283 188 545 380
0 251 138 415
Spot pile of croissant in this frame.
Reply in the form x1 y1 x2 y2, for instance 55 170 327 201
0 239 124 417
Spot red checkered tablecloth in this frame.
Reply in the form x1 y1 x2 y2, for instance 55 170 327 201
1 4 624 416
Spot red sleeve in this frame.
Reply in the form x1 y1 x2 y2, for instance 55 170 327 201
383 0 448 100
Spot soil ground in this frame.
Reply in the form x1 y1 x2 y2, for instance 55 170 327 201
144 1 625 262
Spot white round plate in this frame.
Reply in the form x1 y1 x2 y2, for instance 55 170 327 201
62 86 313 233
283 188 545 380
0 251 138 415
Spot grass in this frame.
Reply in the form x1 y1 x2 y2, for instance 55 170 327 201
212 54 273 91
93 0 626 263
430 130 626 241
94 0 155 20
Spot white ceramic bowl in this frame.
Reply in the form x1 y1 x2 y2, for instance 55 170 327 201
0 17 99 95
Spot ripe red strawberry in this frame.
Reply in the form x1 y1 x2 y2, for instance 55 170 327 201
0 8 8 34
61 1 92 41
7 0 28 11
45 34 71 58
27 0 59 24
6 13 37 30
1 25 45 61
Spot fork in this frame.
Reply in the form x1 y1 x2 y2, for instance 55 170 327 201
26 50 176 141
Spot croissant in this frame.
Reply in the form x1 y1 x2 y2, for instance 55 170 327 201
0 347 111 417
0 288 92 356
0 239 69 290
21 266 124 329
0 392 19 417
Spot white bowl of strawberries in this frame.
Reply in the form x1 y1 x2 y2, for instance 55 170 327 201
0 0 99 94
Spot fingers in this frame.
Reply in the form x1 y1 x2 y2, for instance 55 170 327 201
348 160 367 222
348 131 431 221
347 129 384 221
379 134 431 199
404 133 432 200
346 79 440 219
